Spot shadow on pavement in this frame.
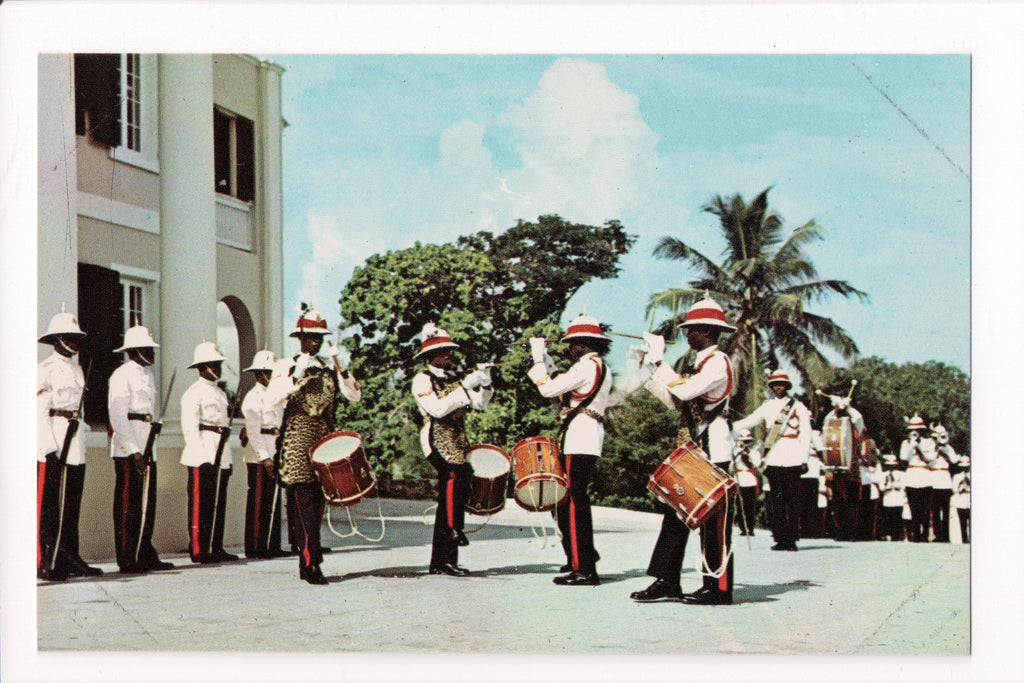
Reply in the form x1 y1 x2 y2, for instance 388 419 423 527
733 578 820 604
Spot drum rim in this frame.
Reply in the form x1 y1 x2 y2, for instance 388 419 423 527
512 435 559 452
309 429 364 456
467 443 513 466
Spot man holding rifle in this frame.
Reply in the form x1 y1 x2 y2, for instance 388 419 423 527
108 325 175 574
240 350 285 559
37 309 102 581
180 341 237 564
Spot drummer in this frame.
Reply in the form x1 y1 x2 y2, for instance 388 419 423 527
733 369 812 552
625 295 736 605
267 306 362 585
412 323 493 577
527 315 614 587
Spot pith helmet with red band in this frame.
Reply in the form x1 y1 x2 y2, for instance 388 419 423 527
561 315 611 342
767 369 792 388
414 322 460 360
905 413 927 431
289 308 330 338
679 295 736 332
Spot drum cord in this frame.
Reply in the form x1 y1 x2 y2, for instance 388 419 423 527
326 494 386 543
524 486 562 549
699 492 733 580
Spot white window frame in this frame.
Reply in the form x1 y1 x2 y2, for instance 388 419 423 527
109 53 160 174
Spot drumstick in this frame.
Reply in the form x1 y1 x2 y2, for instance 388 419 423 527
610 332 645 340
510 338 559 346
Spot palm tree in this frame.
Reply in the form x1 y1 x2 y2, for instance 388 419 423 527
647 187 868 415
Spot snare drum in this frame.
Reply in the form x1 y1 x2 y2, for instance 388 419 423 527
511 436 568 512
309 431 377 507
647 443 737 529
822 414 855 470
466 444 512 516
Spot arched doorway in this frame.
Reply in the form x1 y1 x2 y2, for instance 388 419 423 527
217 295 257 400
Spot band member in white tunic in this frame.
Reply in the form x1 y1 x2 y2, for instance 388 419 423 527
180 341 236 564
628 296 736 605
412 324 493 578
951 454 970 543
108 325 174 573
528 315 613 587
879 453 906 541
733 369 812 552
731 429 762 536
899 414 936 542
240 350 286 559
37 310 101 580
267 308 362 585
929 423 956 543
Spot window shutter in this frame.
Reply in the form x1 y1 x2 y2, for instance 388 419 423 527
73 54 122 148
235 115 255 202
77 262 123 427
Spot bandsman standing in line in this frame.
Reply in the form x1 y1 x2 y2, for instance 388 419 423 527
798 430 825 539
267 307 362 585
37 309 102 580
528 315 614 587
899 414 935 542
929 423 956 543
240 350 286 559
730 429 761 536
951 453 970 544
412 323 493 578
733 369 812 552
879 453 906 542
627 296 736 605
108 325 175 574
180 341 237 564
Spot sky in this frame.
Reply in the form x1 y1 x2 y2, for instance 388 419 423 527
270 53 970 376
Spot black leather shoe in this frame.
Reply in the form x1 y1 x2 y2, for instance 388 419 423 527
300 565 329 585
68 555 104 576
429 563 470 577
452 529 469 546
119 564 148 575
211 550 239 562
318 546 333 555
145 559 176 571
553 571 600 586
194 553 220 564
771 543 787 551
682 587 732 605
630 579 683 602
38 565 69 582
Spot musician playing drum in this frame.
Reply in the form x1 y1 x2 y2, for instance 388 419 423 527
733 369 812 552
627 296 736 605
267 307 362 585
527 315 614 587
412 323 493 578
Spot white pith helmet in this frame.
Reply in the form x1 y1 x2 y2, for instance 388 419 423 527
561 314 611 342
188 341 227 368
114 325 159 352
679 294 736 332
39 310 86 344
245 350 277 372
414 322 459 360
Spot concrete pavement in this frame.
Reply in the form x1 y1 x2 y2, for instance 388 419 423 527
25 498 974 681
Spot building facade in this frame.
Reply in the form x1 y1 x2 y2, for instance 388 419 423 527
37 53 285 560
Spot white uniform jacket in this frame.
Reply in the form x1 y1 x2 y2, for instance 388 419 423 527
412 365 493 457
803 453 823 480
37 352 87 465
733 396 812 468
930 444 956 490
899 437 936 488
108 359 157 460
951 469 970 509
241 382 285 464
861 462 883 499
528 352 612 457
881 468 906 507
731 444 762 488
266 354 362 407
644 345 733 464
179 377 232 469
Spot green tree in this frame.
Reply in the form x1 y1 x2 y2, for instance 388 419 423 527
336 216 635 478
820 356 970 455
648 187 868 415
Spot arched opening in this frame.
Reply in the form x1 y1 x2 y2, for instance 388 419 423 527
217 295 256 400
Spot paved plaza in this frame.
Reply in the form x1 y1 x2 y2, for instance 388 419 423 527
13 497 1005 682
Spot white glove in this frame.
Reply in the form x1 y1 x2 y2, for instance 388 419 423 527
328 343 351 372
543 352 557 375
293 353 312 380
462 369 484 391
529 337 547 365
642 332 665 365
475 363 493 387
624 346 655 394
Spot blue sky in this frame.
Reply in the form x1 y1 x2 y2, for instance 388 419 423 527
271 53 969 376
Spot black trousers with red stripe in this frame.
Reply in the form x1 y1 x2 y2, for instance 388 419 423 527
287 482 325 570
427 453 472 568
556 453 598 573
245 463 283 558
113 458 162 570
186 464 232 560
37 456 86 573
647 502 735 595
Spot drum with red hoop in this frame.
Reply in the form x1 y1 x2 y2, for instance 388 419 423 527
822 414 856 470
511 436 568 512
466 444 512 516
647 442 737 529
310 431 376 507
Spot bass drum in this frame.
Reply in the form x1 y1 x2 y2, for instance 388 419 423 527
822 415 855 470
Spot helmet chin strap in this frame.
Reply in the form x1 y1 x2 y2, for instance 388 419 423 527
56 337 79 356
130 348 155 367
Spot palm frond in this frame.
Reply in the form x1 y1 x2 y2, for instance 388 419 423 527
652 236 725 281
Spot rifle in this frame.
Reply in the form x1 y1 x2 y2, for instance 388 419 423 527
134 368 176 564
47 358 91 574
210 395 238 549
